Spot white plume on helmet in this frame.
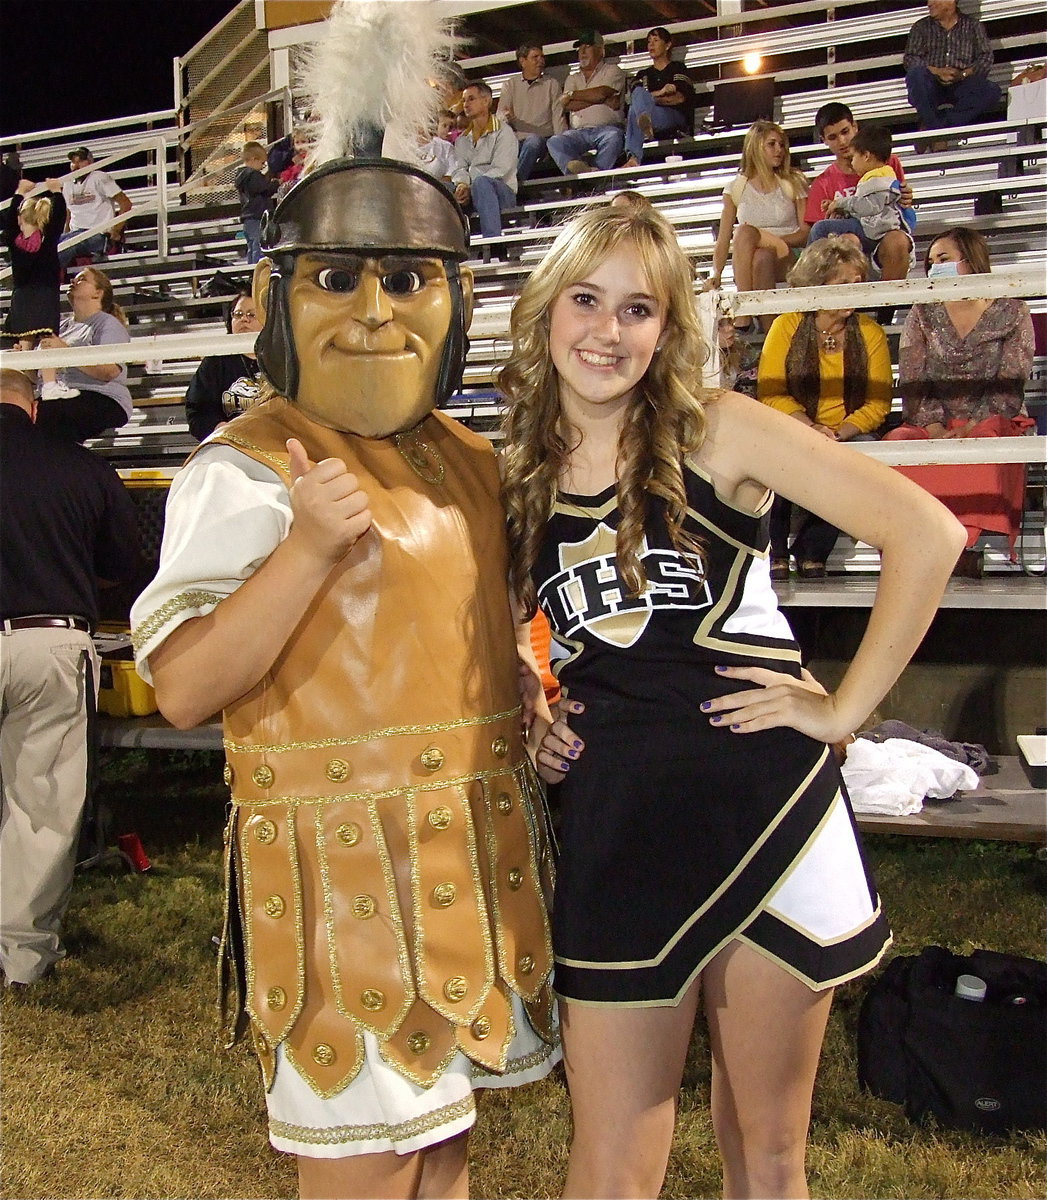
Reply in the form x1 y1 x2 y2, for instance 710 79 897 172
300 0 463 168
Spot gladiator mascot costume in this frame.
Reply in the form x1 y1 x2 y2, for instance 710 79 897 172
132 0 557 1171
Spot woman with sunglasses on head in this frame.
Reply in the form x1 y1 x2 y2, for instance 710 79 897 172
499 203 964 1198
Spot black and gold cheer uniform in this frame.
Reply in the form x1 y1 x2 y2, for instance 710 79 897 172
535 464 891 1006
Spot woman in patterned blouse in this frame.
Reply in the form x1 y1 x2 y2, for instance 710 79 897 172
886 226 1035 571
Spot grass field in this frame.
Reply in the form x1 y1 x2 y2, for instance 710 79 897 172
2 749 1044 1200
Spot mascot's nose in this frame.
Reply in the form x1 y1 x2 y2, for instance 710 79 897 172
353 273 394 329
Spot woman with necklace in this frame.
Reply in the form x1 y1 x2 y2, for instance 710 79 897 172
885 227 1034 574
184 288 263 440
757 238 892 578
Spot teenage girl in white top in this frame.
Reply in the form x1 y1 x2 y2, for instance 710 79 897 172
708 120 809 330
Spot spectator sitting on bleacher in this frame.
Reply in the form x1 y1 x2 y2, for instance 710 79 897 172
622 27 697 169
497 43 566 183
58 147 131 269
546 30 626 176
885 226 1035 574
234 142 279 266
34 266 132 442
416 111 456 182
904 0 1001 141
758 239 892 579
184 288 262 441
806 103 913 287
707 120 809 331
452 80 518 240
1 180 70 391
821 125 916 266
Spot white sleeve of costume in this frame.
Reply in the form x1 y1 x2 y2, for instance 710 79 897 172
131 446 291 684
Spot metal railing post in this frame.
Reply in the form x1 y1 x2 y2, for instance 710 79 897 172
155 136 170 261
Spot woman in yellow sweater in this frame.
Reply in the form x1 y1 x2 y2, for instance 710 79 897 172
757 239 892 578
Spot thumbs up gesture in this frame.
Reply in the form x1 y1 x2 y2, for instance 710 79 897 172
286 438 372 566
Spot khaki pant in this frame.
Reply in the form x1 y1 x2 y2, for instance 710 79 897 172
0 627 97 984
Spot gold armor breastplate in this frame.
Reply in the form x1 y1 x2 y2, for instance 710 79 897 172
210 400 555 1097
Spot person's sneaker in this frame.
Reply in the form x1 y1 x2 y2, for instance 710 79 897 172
566 159 595 175
637 112 655 142
41 380 80 400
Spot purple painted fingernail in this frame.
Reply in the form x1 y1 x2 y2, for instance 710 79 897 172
568 748 578 758
731 723 741 731
573 740 582 749
560 761 570 772
700 701 712 711
715 665 728 673
710 715 722 724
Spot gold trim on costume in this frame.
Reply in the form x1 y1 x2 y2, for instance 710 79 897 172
213 430 291 477
269 1094 476 1147
228 763 530 807
224 707 521 755
132 589 225 653
468 1039 561 1079
735 928 893 993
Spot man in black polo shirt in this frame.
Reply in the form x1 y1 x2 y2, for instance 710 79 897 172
0 367 140 989
623 27 698 168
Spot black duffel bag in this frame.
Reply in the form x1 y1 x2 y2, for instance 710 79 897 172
857 945 1047 1134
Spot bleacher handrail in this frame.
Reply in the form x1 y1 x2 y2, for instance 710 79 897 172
462 0 1029 73
4 271 1042 373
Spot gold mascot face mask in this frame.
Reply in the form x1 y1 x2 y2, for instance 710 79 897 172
253 159 473 437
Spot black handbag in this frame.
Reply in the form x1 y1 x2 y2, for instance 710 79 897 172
857 945 1047 1134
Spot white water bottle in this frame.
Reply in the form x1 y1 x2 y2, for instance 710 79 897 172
955 973 987 1002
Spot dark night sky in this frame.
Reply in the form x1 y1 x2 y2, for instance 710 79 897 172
1 0 240 141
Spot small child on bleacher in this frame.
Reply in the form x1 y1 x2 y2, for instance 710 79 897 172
825 125 916 260
234 142 279 266
416 110 456 181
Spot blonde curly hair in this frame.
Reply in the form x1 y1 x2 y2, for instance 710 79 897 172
498 204 711 616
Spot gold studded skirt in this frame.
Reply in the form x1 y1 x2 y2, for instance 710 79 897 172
265 999 559 1158
219 713 561 1153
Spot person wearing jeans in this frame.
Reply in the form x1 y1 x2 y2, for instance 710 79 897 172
498 43 566 184
546 30 626 175
452 81 518 239
623 28 696 168
902 0 1001 131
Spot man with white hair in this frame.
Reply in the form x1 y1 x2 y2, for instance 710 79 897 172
546 30 626 175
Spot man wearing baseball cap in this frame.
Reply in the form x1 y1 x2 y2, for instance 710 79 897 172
59 147 131 267
546 30 626 175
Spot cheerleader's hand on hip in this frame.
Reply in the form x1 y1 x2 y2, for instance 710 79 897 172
536 697 585 784
701 664 853 744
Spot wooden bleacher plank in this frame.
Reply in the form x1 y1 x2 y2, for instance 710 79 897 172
855 756 1046 843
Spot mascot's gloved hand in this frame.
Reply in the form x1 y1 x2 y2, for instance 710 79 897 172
286 436 373 566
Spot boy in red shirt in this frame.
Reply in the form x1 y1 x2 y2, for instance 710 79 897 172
805 102 914 281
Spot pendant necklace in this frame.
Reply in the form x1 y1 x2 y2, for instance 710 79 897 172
394 426 445 485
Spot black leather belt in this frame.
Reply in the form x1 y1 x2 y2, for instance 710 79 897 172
1 615 92 634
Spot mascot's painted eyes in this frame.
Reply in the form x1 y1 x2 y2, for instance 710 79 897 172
317 267 359 292
382 269 425 296
315 267 426 297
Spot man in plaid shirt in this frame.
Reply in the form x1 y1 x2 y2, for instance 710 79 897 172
904 1 1001 132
